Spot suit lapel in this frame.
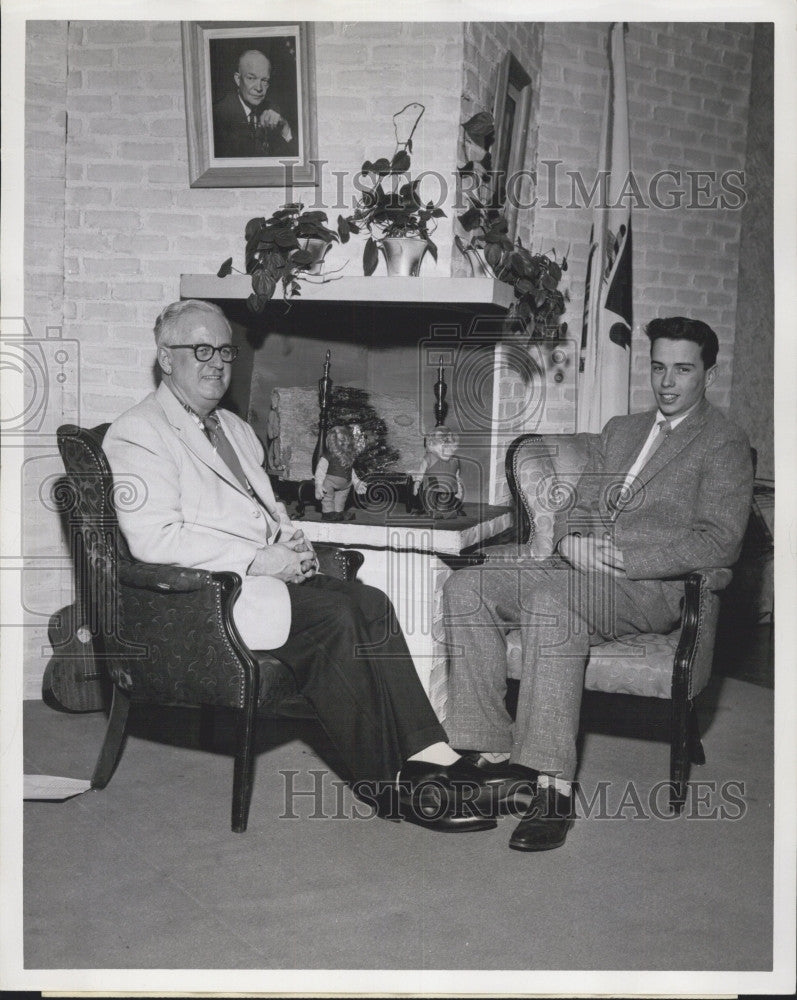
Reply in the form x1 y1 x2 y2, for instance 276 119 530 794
155 383 248 496
616 412 658 474
633 399 708 489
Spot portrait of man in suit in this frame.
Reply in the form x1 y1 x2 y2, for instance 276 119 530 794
442 316 754 853
211 44 299 159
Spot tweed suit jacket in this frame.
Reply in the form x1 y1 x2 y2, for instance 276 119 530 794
552 399 753 583
103 382 295 649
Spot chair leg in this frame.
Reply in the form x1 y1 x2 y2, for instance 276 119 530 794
669 695 690 814
91 685 131 789
687 704 706 765
231 703 258 833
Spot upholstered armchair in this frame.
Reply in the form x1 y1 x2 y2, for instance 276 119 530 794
487 432 735 813
54 423 363 833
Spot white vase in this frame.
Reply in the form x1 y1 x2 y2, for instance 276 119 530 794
379 237 428 276
460 244 497 279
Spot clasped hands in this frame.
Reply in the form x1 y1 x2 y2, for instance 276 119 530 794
557 532 625 577
248 518 318 585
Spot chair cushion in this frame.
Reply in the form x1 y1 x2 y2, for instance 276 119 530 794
505 627 680 700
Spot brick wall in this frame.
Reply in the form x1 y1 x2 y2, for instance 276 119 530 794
25 21 68 334
22 19 757 693
730 23 774 479
22 19 465 695
533 22 755 414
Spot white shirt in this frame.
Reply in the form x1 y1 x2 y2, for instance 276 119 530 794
622 404 696 491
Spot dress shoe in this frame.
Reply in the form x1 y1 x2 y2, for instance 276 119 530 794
400 758 499 811
508 783 575 852
456 752 537 815
392 759 499 831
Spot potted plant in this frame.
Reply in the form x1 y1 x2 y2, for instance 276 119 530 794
217 202 339 314
337 103 445 276
454 110 569 338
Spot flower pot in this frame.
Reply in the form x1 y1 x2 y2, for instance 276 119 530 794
459 245 497 279
380 237 428 276
299 237 331 275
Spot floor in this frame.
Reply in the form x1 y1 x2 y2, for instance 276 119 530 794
20 622 775 976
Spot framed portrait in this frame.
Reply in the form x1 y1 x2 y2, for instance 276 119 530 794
491 51 532 238
181 21 318 187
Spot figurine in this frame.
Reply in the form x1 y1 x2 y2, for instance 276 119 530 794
412 425 465 518
314 425 366 521
265 388 285 477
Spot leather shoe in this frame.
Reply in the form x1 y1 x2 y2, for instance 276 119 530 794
355 759 504 831
390 759 499 831
508 783 575 852
456 753 537 815
401 758 498 811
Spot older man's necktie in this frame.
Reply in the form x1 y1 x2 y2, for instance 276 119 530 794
203 411 252 494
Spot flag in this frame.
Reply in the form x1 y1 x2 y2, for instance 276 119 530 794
578 22 633 433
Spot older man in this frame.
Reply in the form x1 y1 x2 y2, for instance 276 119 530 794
443 317 754 852
212 49 297 158
103 299 503 832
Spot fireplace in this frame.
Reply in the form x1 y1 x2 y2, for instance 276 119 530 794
181 274 576 505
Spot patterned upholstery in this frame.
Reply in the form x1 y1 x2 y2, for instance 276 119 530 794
510 433 595 557
501 432 730 703
506 630 677 699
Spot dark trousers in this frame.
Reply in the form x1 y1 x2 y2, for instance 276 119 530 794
270 575 447 783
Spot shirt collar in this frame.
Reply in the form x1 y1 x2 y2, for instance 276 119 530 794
238 95 257 119
655 398 702 431
163 383 213 430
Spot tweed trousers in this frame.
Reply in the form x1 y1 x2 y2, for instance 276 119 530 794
442 557 682 780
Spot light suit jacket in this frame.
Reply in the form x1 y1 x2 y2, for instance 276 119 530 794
552 399 753 602
103 382 294 649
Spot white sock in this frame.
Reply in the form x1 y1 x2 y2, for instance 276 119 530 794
480 751 510 764
406 742 460 767
538 774 572 796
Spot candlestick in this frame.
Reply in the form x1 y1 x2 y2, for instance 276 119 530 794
433 355 448 427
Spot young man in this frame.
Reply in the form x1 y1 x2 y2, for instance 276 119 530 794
104 300 504 833
442 317 754 852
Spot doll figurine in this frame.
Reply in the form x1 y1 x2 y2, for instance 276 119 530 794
314 425 366 521
412 425 465 518
265 389 285 477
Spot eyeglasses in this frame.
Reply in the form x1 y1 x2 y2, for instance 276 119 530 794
167 344 239 363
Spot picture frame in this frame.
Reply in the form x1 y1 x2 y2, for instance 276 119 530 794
181 21 319 188
491 51 533 238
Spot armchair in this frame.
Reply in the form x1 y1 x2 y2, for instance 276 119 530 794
54 423 363 832
493 432 736 813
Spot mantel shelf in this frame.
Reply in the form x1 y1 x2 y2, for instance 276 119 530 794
180 273 514 310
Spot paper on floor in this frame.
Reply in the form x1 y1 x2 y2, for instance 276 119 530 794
23 774 91 800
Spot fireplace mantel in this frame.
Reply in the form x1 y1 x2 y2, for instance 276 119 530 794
180 273 514 310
